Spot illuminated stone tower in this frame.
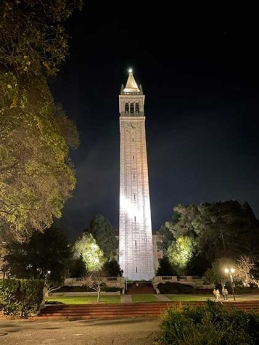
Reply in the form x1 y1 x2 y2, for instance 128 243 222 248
118 69 155 281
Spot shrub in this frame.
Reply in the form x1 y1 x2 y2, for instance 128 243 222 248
0 278 44 317
158 282 195 294
159 300 259 345
103 286 122 293
55 285 95 292
232 286 259 294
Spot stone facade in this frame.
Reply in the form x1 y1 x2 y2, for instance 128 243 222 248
118 70 155 280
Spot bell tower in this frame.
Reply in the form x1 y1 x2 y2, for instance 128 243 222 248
118 69 155 280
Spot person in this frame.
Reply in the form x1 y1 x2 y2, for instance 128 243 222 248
213 288 220 302
222 288 228 300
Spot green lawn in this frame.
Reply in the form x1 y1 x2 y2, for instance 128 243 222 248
165 294 214 302
46 294 212 305
45 293 259 305
165 294 259 302
132 294 158 303
46 295 121 304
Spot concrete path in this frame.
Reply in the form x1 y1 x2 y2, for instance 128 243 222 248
0 317 161 345
120 295 133 303
155 294 172 302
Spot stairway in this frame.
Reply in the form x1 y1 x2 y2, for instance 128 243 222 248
38 301 259 319
126 281 156 295
39 302 173 319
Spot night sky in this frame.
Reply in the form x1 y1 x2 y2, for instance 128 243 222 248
50 2 259 241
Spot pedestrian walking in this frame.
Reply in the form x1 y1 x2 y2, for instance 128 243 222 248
213 289 220 302
222 288 228 300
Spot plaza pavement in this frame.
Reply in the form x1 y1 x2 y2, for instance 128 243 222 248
0 316 161 345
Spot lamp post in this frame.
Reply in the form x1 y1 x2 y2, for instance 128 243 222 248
224 268 236 301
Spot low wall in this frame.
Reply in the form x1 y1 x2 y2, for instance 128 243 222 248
49 291 121 297
153 276 214 289
64 277 125 289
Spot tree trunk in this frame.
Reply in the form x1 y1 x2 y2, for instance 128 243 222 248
97 287 100 302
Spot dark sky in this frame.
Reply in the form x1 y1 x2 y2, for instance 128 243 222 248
50 2 259 241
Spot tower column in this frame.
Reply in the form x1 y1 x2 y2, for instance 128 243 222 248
118 69 154 281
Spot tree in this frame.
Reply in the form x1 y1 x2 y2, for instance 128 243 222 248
84 214 118 261
177 201 259 260
72 232 104 272
156 223 175 253
69 255 88 278
3 226 71 286
0 1 82 240
203 257 236 290
0 77 79 240
186 252 210 276
83 270 106 303
235 255 259 288
167 236 194 275
158 200 259 273
156 256 176 276
0 1 83 77
102 259 123 277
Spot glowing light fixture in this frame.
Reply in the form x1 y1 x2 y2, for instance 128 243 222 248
224 267 236 300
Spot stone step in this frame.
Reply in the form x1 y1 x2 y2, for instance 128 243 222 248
38 301 259 319
126 282 156 295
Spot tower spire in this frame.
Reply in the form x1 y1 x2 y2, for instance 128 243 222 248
123 68 140 93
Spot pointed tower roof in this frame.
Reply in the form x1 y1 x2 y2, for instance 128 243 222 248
123 68 140 93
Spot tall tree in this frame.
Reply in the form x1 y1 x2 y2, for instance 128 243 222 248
72 232 104 272
102 258 123 277
3 226 71 285
84 214 118 261
69 255 88 278
0 1 83 77
203 257 236 289
0 1 82 240
156 256 176 276
158 200 259 273
0 76 79 240
235 255 259 287
167 236 194 275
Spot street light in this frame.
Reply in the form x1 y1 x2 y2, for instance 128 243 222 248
224 268 236 301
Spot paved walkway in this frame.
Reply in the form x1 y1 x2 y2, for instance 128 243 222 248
0 317 161 345
155 294 171 301
120 295 133 303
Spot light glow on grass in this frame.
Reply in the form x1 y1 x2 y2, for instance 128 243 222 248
132 294 158 303
46 295 121 304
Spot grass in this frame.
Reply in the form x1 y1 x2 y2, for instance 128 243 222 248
165 294 259 302
45 294 213 305
132 294 158 303
46 295 121 304
45 293 259 305
165 294 215 302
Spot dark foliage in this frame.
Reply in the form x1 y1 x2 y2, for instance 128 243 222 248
4 226 72 285
158 282 195 294
69 255 87 277
0 278 44 317
156 256 177 276
84 214 118 260
102 259 123 277
159 300 259 345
